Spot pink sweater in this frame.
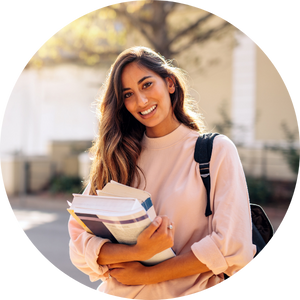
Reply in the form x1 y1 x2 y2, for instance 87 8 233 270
68 124 256 299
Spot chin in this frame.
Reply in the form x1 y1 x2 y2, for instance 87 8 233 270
141 122 158 129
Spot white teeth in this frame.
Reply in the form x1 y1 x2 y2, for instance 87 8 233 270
140 105 156 115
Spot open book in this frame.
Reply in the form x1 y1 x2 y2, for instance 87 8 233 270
68 181 175 265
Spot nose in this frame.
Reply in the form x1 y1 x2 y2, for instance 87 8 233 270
136 91 148 107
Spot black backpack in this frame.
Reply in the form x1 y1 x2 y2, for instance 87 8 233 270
194 133 274 277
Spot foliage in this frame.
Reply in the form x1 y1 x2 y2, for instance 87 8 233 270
109 1 232 58
265 122 300 175
27 1 233 68
279 122 300 175
213 100 246 145
246 176 272 205
49 175 83 194
28 8 126 68
247 176 296 206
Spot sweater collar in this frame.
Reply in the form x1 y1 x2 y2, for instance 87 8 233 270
141 124 192 149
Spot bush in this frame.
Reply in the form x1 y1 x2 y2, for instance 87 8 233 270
246 176 272 205
49 175 83 194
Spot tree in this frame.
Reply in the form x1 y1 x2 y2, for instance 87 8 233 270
27 1 233 68
110 1 231 58
27 7 126 68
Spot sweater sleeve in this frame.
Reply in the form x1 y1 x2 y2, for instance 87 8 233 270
68 183 111 282
191 135 256 276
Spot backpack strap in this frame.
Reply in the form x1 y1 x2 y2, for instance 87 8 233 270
194 134 274 262
194 133 219 217
194 133 228 278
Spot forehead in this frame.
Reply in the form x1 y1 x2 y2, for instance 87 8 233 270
121 62 157 86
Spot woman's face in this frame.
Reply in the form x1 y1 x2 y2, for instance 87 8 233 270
121 62 179 138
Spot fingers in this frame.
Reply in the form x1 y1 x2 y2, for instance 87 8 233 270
141 216 162 238
166 220 175 242
146 216 174 238
167 220 174 231
135 215 174 259
153 216 162 225
156 216 174 234
103 270 109 279
153 216 174 248
137 214 174 244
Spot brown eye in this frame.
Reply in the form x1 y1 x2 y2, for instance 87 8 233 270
143 82 152 89
124 92 133 99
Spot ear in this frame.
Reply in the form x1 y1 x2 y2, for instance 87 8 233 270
166 76 176 94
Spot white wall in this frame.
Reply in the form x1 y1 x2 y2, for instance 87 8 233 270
0 64 106 156
231 31 256 146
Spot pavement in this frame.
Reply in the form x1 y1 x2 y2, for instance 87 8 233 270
7 192 290 291
8 193 100 290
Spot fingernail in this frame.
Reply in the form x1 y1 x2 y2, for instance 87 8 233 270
153 216 161 225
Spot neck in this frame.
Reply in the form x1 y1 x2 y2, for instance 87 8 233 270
145 118 181 138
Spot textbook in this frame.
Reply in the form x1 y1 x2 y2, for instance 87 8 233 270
68 182 175 265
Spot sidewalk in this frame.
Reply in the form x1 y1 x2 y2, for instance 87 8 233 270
8 192 99 290
8 192 71 210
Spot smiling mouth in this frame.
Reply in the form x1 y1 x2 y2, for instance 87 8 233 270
140 105 157 116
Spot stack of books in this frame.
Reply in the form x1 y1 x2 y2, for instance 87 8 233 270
67 181 175 265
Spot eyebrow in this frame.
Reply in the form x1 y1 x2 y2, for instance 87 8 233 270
122 76 153 92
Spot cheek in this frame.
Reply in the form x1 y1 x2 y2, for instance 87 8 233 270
124 100 136 115
161 93 172 110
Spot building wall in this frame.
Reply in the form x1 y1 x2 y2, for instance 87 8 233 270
1 140 92 195
0 64 105 156
168 6 234 136
1 156 17 195
255 46 298 142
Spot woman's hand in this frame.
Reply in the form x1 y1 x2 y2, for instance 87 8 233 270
106 262 153 285
134 215 174 261
97 215 174 265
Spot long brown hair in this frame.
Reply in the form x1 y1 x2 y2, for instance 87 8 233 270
87 46 205 195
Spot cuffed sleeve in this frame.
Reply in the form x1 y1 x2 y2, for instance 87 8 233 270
68 183 111 282
191 135 256 276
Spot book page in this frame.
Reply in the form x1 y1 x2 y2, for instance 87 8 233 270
102 181 151 202
104 217 151 244
98 183 156 220
71 194 140 213
73 205 145 218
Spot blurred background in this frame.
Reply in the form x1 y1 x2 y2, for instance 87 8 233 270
0 0 299 290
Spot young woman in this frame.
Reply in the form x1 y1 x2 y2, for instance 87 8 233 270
68 46 256 299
